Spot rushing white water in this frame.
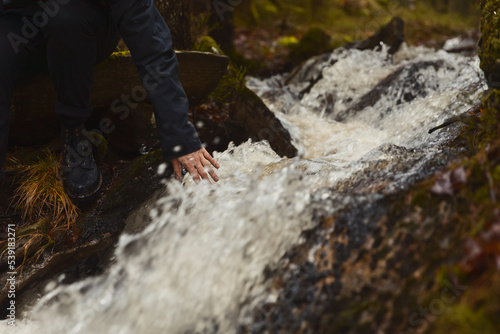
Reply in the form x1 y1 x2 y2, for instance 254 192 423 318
2 44 486 334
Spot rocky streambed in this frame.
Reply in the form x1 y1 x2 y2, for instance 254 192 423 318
1 29 495 334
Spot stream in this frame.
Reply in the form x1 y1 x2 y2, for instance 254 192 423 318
2 43 486 333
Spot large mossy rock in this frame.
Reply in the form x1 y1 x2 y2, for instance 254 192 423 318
479 0 500 88
10 51 229 148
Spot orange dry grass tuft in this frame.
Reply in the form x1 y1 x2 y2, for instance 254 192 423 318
11 150 79 229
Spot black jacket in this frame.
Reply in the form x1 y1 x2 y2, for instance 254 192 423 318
1 0 40 11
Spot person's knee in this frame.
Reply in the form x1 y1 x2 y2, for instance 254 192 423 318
42 0 94 38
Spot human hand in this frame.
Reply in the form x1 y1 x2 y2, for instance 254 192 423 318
172 148 220 183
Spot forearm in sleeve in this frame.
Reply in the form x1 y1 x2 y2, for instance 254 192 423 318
108 0 202 160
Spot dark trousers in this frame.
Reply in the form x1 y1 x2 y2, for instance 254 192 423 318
0 0 120 171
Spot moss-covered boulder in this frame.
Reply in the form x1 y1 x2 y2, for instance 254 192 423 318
290 28 332 62
479 0 500 88
10 51 229 149
194 36 224 55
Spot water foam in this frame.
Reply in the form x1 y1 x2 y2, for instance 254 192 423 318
3 45 486 334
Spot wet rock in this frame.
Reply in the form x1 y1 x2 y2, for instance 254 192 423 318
428 104 482 134
190 86 298 158
0 150 172 311
77 150 169 242
285 53 334 86
0 234 114 313
335 60 444 122
243 164 462 333
285 53 338 99
188 113 248 156
348 17 405 55
233 88 298 158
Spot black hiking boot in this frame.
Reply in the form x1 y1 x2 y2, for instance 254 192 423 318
61 124 102 201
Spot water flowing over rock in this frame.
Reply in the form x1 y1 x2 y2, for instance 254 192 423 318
2 43 487 333
335 60 444 121
443 36 478 54
0 151 171 310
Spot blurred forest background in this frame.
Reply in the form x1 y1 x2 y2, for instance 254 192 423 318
158 0 481 76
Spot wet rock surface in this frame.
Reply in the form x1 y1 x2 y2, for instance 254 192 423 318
238 35 490 333
233 88 298 158
0 150 172 314
241 142 470 334
190 86 298 158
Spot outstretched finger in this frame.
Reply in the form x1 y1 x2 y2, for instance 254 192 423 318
200 157 219 182
195 162 211 183
203 149 220 169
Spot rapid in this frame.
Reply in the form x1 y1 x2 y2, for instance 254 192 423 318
2 43 486 334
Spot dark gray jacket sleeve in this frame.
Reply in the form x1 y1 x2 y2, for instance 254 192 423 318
108 0 202 160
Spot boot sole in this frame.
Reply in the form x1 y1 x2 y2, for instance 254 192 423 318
67 172 103 203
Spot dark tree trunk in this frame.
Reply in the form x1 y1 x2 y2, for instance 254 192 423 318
190 0 211 14
191 0 236 54
209 10 235 54
154 0 192 50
